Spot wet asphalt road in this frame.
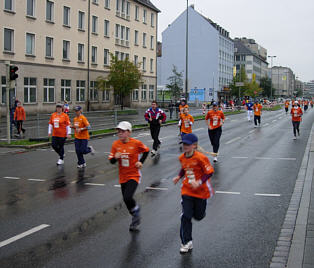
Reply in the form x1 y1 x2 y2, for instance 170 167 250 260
0 108 313 268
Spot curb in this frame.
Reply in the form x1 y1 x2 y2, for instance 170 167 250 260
269 124 314 268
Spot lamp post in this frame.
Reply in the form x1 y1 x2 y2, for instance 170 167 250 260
268 55 276 100
185 0 189 101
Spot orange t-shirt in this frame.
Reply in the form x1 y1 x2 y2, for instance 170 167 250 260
109 138 150 184
14 106 26 121
291 107 303 122
49 112 70 138
73 115 90 140
205 110 225 130
179 151 214 199
253 103 262 116
285 101 290 108
179 104 189 114
180 114 194 134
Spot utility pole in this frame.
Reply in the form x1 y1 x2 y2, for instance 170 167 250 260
5 61 11 144
268 55 276 99
185 0 189 101
86 0 91 111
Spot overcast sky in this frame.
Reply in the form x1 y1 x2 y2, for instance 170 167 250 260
155 0 314 82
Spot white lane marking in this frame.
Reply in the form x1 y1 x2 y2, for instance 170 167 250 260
225 137 241 145
28 179 45 182
36 149 47 151
248 130 255 134
215 191 241 195
145 186 168 191
264 123 269 126
3 177 20 180
272 120 277 122
114 184 121 188
159 136 172 141
67 150 75 153
85 183 105 186
277 158 296 161
255 157 272 160
137 133 150 137
230 120 238 122
232 156 249 159
193 128 204 132
254 193 281 197
0 224 50 248
104 152 111 154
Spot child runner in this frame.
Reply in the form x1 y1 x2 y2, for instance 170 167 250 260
284 100 290 114
205 102 225 162
14 101 26 137
173 133 214 254
178 107 194 139
109 121 150 231
72 106 95 168
290 101 303 140
253 100 263 127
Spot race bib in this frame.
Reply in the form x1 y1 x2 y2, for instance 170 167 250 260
255 108 259 112
186 169 195 184
294 111 298 115
54 119 60 128
184 120 190 128
121 154 129 167
74 122 79 127
213 117 218 126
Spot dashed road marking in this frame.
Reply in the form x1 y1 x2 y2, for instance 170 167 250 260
85 183 105 186
0 224 50 248
3 176 20 180
216 191 241 195
264 123 269 126
193 128 204 132
28 179 45 182
248 130 255 134
225 136 241 145
254 193 281 197
114 184 121 188
272 120 277 123
145 186 168 191
232 156 249 159
255 157 272 160
67 150 75 153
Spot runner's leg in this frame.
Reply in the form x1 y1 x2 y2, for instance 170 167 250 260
180 195 194 245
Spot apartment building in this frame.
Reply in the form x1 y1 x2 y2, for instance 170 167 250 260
271 66 295 97
0 0 159 114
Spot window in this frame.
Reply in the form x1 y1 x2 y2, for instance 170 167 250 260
141 84 147 101
24 77 37 103
149 85 154 100
150 35 154 49
92 16 98 34
135 5 139 20
104 48 109 65
142 33 146 48
134 55 138 66
89 81 98 102
43 78 55 103
104 20 109 37
26 33 35 55
151 13 154 27
116 0 120 11
46 0 54 22
27 0 35 16
115 51 119 58
4 0 14 11
1 76 16 104
121 26 125 40
63 6 70 26
142 57 146 71
78 43 84 62
78 11 85 30
126 27 130 43
120 52 124 60
4 28 14 52
103 89 110 102
115 24 120 39
91 46 97 64
92 0 98 4
63 40 70 60
105 0 110 9
61 79 71 101
150 58 153 73
132 89 138 101
76 80 85 102
121 0 125 13
134 30 138 45
143 9 147 23
45 37 53 57
126 1 130 17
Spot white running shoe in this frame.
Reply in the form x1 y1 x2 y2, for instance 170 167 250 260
77 163 87 168
89 146 95 155
180 241 193 253
213 156 218 162
254 125 257 128
57 159 64 165
151 149 156 156
293 136 297 140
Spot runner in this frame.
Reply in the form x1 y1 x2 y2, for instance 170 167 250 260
253 100 263 127
310 100 313 108
172 133 214 254
290 101 303 140
48 103 71 165
108 121 150 231
245 100 254 121
178 107 194 138
304 100 308 112
205 102 225 162
284 100 290 114
144 101 166 156
13 101 26 138
72 106 95 168
179 99 189 115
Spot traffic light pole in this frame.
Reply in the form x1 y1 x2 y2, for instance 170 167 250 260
5 61 11 144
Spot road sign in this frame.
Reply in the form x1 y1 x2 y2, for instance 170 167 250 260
235 82 244 87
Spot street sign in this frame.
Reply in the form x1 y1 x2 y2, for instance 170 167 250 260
235 82 244 87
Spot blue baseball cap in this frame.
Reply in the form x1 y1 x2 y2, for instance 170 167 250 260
181 133 198 145
212 102 218 106
74 106 82 111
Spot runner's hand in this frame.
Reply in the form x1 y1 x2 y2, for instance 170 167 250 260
173 176 181 184
115 152 122 159
135 161 143 169
159 120 162 124
190 179 201 189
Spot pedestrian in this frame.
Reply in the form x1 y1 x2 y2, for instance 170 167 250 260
253 100 263 127
48 103 71 165
245 100 254 121
144 101 167 156
64 100 70 114
178 107 194 139
290 101 303 140
108 121 150 231
172 133 214 253
205 102 225 162
13 101 26 138
168 100 174 119
72 106 95 168
310 100 313 108
284 100 290 114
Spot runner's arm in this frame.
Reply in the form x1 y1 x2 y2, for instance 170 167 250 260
200 173 213 184
139 151 149 164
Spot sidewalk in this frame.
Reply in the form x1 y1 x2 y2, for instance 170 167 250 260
270 124 314 268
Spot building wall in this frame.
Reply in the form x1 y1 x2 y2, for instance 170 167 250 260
0 0 158 114
271 67 295 97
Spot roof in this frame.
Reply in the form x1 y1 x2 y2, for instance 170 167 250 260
234 39 268 64
134 0 160 13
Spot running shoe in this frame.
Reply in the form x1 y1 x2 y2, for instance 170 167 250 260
129 206 141 231
180 241 193 253
213 156 218 162
89 146 95 155
57 159 64 165
151 149 156 156
293 136 297 140
77 163 87 168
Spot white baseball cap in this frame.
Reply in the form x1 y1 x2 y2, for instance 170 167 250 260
116 121 132 131
294 101 298 104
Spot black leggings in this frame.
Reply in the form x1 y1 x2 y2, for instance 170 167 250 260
16 120 25 134
121 179 138 213
254 115 261 125
150 124 161 150
208 127 222 153
292 121 300 136
51 136 66 159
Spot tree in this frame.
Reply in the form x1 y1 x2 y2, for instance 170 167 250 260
243 80 263 98
97 54 142 109
260 77 273 98
166 65 183 100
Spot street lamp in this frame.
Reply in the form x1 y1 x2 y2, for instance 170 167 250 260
185 0 189 101
268 55 276 100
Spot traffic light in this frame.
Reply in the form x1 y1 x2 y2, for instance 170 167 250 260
9 65 18 81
